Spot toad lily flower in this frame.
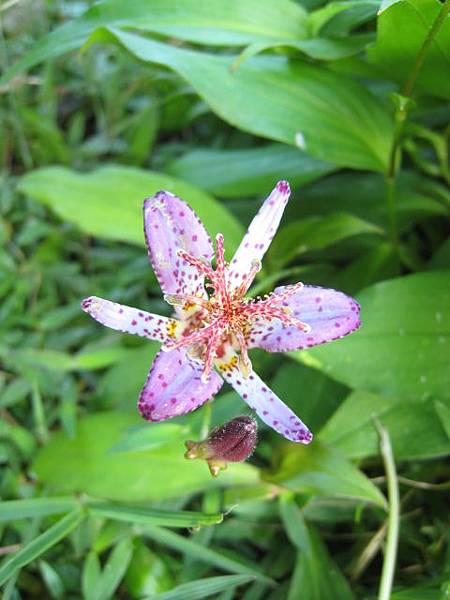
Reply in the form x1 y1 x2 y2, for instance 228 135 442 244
81 181 360 444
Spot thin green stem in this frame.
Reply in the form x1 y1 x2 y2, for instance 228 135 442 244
384 0 449 248
376 420 400 600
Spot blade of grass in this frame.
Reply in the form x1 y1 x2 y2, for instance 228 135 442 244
139 525 274 586
149 574 256 600
0 508 85 586
88 502 223 528
0 497 79 522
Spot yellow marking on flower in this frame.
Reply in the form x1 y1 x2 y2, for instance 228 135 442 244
166 319 179 339
217 355 238 373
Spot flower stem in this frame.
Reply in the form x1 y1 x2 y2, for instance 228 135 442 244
375 420 400 600
384 0 449 247
402 0 450 98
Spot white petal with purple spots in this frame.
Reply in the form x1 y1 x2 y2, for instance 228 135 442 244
247 285 361 352
215 354 312 444
138 349 223 422
228 181 290 290
143 191 214 313
81 296 176 342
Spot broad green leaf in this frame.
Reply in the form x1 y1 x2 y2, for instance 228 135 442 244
33 412 259 502
286 520 355 600
90 28 393 172
98 345 159 410
139 525 273 585
0 497 78 522
0 0 308 85
296 271 450 402
368 0 450 100
0 509 84 587
268 213 383 267
109 423 188 453
264 441 386 508
151 574 255 600
166 144 335 198
87 502 223 527
320 390 450 460
18 165 243 251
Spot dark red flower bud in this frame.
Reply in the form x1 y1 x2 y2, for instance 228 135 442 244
184 416 257 477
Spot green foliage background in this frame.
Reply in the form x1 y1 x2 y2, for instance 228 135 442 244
0 0 449 598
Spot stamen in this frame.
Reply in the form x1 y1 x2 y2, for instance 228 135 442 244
164 293 209 310
235 258 261 297
177 249 215 279
235 330 252 378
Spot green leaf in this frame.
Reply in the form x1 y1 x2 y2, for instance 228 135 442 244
90 27 393 172
33 412 259 502
268 213 384 267
320 390 450 460
139 525 273 585
0 497 79 522
82 552 101 600
87 501 223 527
109 423 188 453
18 165 243 251
150 574 255 600
296 271 450 403
264 441 386 508
286 518 355 600
94 538 133 600
368 0 450 100
310 1 379 37
166 144 335 199
0 509 84 587
0 0 308 85
390 588 442 600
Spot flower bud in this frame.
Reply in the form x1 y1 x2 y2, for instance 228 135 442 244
184 416 257 477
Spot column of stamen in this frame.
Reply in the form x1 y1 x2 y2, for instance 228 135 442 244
164 293 210 310
234 330 252 377
201 322 226 382
177 249 215 280
235 259 261 297
214 234 231 310
162 319 219 351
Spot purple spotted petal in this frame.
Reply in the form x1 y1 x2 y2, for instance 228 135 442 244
143 191 214 305
228 181 290 289
216 355 312 444
138 349 223 422
81 296 176 343
248 285 361 352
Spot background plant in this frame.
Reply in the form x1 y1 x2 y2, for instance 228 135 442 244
0 0 449 599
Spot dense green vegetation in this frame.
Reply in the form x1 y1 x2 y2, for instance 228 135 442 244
1 1 449 598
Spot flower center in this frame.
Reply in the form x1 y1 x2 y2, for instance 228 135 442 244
162 234 310 382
